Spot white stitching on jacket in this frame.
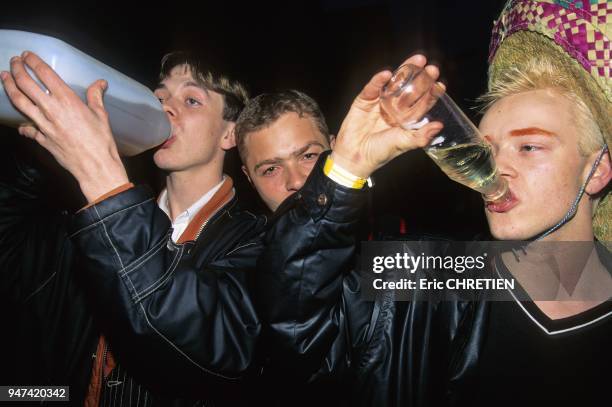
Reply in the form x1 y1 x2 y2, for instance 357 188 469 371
137 301 243 381
122 264 141 303
94 205 125 271
23 271 57 303
225 242 258 257
69 198 155 238
119 237 168 277
130 245 183 301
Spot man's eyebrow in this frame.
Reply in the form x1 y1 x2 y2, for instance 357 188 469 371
292 142 326 157
510 127 557 137
153 81 210 96
253 142 327 172
182 81 210 96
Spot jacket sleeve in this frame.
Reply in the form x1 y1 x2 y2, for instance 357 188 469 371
68 185 265 396
0 144 71 304
255 152 372 387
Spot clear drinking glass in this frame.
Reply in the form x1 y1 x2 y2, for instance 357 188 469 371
380 63 510 204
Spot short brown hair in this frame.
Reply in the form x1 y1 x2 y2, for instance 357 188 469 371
159 51 249 122
235 90 330 161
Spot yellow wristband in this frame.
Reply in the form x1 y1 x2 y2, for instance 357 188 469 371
323 156 369 189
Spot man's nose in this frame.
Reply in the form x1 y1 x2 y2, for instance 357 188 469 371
285 165 307 192
493 144 518 179
162 99 178 120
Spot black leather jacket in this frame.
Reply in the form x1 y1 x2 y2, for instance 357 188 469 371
69 185 267 403
0 148 267 405
0 150 100 405
63 150 373 406
257 152 488 407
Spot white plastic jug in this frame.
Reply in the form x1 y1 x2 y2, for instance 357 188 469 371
0 30 170 156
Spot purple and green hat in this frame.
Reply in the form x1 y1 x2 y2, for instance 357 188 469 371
489 0 610 101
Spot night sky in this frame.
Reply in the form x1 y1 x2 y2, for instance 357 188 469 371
1 0 508 238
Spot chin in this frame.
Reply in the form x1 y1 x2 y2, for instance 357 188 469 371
153 151 175 171
490 229 526 241
487 220 535 241
268 200 281 212
489 220 557 241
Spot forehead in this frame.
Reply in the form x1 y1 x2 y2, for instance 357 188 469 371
479 89 577 140
159 64 197 85
157 65 214 97
156 64 226 108
245 112 328 159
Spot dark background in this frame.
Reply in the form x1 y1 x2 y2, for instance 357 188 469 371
1 0 508 238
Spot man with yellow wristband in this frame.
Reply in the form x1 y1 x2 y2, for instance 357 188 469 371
234 89 381 214
234 74 439 214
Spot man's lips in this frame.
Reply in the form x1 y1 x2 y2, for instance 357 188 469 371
160 135 176 149
486 190 519 213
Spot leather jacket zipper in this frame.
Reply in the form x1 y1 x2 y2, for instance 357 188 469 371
101 341 109 386
102 342 108 368
194 206 228 240
194 219 210 241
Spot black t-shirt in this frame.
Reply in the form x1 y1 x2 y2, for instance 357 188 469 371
473 257 612 407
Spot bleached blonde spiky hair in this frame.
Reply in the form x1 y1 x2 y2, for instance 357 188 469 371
484 31 611 244
482 31 608 156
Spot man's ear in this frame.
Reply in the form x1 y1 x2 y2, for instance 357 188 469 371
241 165 253 185
330 134 336 149
221 122 237 151
585 148 611 196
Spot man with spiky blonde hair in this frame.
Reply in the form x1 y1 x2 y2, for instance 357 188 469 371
256 1 611 406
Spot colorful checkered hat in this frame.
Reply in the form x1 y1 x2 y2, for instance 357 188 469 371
488 0 611 244
489 0 610 100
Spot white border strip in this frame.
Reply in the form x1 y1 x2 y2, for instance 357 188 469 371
494 261 612 336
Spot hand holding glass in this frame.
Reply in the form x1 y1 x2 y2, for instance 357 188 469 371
380 64 510 204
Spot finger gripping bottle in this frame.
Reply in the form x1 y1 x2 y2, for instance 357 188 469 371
0 30 170 156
